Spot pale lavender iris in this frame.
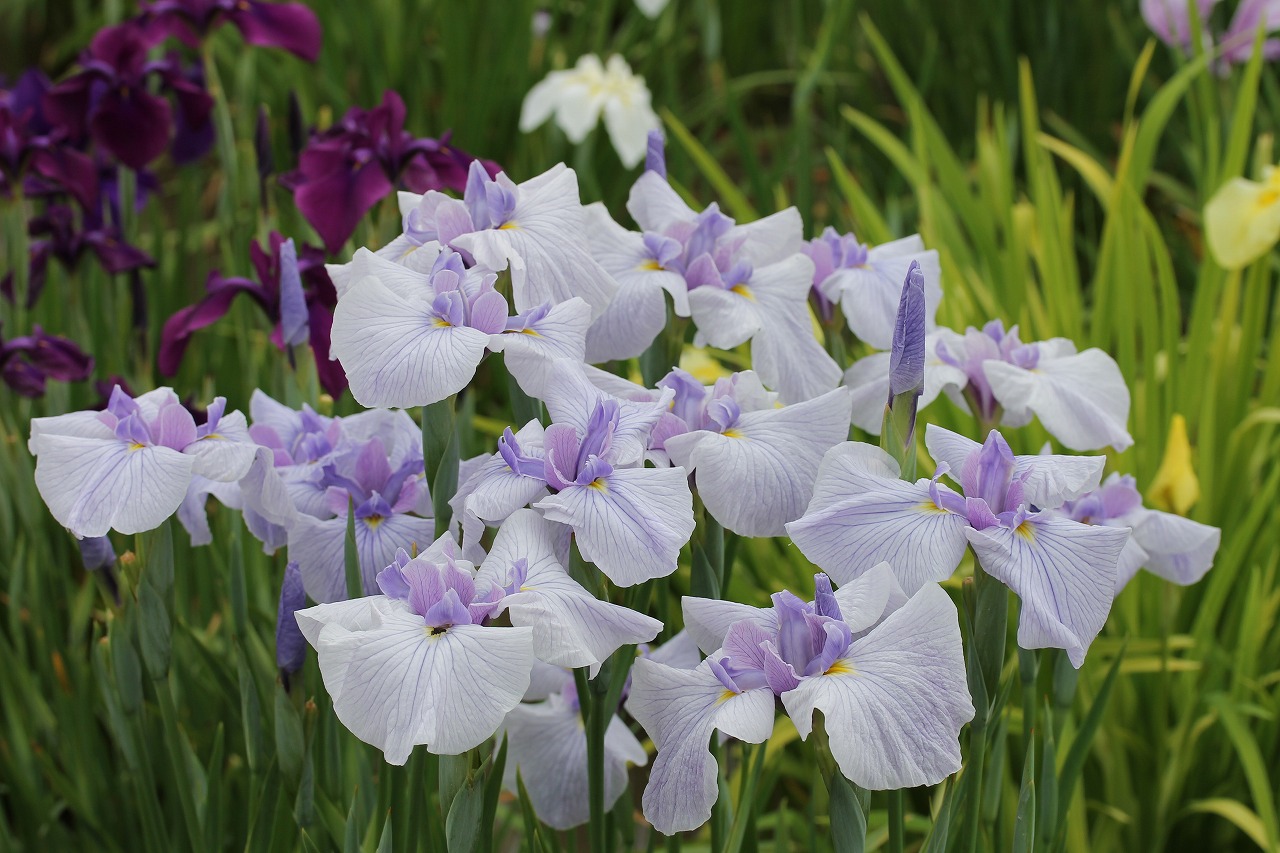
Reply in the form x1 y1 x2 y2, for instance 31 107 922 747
396 161 617 318
294 538 534 763
844 319 1133 451
462 395 694 587
624 147 839 403
1057 473 1220 593
628 565 973 835
807 227 941 351
787 425 1131 667
287 431 434 603
329 247 590 408
29 386 258 538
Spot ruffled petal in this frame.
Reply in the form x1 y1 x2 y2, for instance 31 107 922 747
984 348 1133 452
628 659 774 835
787 444 970 593
625 171 698 232
665 387 851 536
781 584 973 788
681 598 776 655
302 600 533 762
500 695 646 830
1129 507 1220 587
32 436 194 537
534 466 694 587
966 515 1128 668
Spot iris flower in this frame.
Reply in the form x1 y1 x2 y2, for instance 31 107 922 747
628 566 973 834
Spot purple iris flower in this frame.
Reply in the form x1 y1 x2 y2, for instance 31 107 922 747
2 203 154 308
237 403 433 602
44 22 213 170
0 324 94 398
1056 472 1220 593
0 70 98 207
275 561 307 685
460 393 694 587
140 0 323 61
787 425 1131 667
628 566 973 835
280 91 498 253
845 319 1133 451
159 232 345 397
804 226 941 351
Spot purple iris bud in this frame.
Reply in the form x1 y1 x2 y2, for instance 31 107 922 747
887 260 926 399
78 535 117 571
813 573 841 620
645 129 666 178
278 238 309 347
276 561 307 678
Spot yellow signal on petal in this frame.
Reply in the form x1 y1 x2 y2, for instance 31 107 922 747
1204 166 1280 270
1147 414 1200 515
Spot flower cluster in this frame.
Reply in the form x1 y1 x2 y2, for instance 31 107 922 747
26 112 1224 840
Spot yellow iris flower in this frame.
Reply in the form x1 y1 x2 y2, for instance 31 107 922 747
1204 165 1280 270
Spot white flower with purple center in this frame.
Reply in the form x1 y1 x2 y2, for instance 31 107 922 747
580 202 690 362
295 541 534 764
622 138 840 403
396 161 618 318
844 319 1133 452
655 368 853 536
473 509 661 668
286 429 434 603
330 247 591 408
1056 472 1220 593
627 565 973 835
804 226 942 350
29 386 259 538
787 425 1131 667
462 397 694 587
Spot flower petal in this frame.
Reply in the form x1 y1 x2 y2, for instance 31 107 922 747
787 444 970 593
966 515 1128 668
331 274 490 408
665 387 851 536
534 466 694 587
628 659 774 835
304 601 533 762
32 436 194 537
984 348 1133 452
781 584 973 788
681 598 776 655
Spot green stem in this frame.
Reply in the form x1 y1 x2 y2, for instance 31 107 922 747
964 721 988 853
887 788 905 853
422 395 460 539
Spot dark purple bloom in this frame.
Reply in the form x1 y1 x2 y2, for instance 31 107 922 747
168 56 216 164
281 90 500 253
44 23 213 170
0 324 94 397
0 70 98 207
159 232 346 396
142 0 323 62
276 561 307 681
78 535 118 571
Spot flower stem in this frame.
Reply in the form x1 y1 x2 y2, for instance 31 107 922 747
422 394 459 539
887 788 905 853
